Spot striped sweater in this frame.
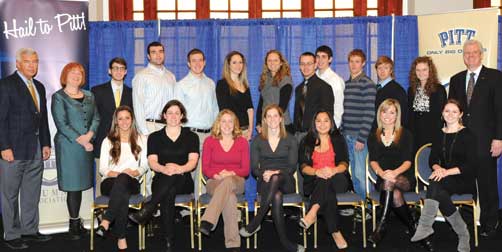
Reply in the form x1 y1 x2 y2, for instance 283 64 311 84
341 72 376 143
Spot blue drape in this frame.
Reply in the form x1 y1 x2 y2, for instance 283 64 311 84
88 17 419 209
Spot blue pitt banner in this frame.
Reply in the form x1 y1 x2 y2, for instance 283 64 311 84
0 0 90 232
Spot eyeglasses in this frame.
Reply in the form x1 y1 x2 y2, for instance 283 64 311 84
111 66 126 71
299 62 315 67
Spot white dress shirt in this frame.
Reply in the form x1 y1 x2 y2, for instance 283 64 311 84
99 135 149 180
176 72 219 129
132 63 177 135
317 67 345 128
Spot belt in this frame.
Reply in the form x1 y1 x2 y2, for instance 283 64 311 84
146 119 164 124
190 128 211 133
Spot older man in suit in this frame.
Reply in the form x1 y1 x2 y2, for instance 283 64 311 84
91 57 133 196
0 48 52 249
449 39 502 238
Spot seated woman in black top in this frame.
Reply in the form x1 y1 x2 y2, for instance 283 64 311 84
239 104 303 252
411 99 476 252
216 51 254 140
367 99 427 248
298 110 349 249
129 100 199 251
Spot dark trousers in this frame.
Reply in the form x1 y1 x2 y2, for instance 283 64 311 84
477 155 499 229
150 172 193 239
100 173 140 238
309 173 348 233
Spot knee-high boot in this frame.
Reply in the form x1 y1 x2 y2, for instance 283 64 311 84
445 210 470 252
411 199 439 242
368 190 392 244
393 205 434 252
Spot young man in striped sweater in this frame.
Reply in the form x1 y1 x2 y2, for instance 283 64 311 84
341 49 376 214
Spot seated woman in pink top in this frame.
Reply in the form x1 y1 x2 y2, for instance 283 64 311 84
198 109 250 251
298 110 350 249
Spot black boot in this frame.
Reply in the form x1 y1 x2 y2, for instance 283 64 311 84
68 218 88 240
165 237 174 252
128 202 156 225
368 190 392 245
393 205 434 252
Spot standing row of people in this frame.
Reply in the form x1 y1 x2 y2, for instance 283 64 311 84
0 38 500 251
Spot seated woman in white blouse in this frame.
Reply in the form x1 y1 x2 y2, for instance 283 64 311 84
96 106 148 251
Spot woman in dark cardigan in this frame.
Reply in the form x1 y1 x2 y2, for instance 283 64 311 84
298 110 350 249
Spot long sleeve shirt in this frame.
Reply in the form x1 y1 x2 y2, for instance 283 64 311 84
176 72 219 129
342 72 376 143
202 136 250 179
99 135 149 180
132 63 176 135
317 68 345 129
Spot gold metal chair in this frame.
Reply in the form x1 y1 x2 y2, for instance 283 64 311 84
414 143 478 247
253 171 307 249
90 175 146 251
196 168 249 251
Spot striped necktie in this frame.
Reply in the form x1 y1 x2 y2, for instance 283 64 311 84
466 72 475 105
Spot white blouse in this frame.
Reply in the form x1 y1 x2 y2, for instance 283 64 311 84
99 135 149 180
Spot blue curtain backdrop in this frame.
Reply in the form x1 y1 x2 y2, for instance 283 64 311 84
89 16 419 208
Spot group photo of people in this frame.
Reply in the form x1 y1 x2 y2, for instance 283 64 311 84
1 1 502 252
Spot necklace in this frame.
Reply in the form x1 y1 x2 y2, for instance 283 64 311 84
64 88 80 96
381 128 395 147
441 128 461 167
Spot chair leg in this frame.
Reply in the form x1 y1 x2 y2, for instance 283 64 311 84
253 203 258 249
90 207 95 251
362 204 367 248
245 204 250 249
314 221 318 248
197 204 202 251
302 205 307 248
473 202 478 247
189 203 194 249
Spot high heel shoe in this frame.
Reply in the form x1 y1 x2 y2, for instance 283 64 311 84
332 232 348 249
95 225 108 237
298 216 317 229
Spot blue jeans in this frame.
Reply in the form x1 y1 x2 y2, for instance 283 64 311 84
345 135 367 200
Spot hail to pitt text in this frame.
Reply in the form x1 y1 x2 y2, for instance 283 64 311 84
2 12 86 39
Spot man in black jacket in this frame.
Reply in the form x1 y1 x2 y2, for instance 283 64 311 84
449 39 502 238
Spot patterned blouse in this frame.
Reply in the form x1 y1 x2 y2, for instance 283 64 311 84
412 86 430 112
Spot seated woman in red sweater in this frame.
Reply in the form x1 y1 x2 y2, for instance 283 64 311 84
198 109 250 251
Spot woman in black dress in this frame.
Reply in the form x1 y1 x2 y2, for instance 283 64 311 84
407 56 446 152
128 100 199 251
298 110 350 249
216 51 254 140
411 99 476 252
367 99 433 250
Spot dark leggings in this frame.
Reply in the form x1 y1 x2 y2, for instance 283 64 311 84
247 174 298 252
309 173 348 233
67 191 82 219
426 181 457 217
101 173 140 238
378 175 412 207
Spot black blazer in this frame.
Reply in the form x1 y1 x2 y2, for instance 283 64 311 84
0 72 51 160
91 81 133 158
373 79 408 129
294 74 334 132
449 66 502 155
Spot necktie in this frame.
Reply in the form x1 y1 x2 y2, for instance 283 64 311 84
27 79 39 111
466 72 475 105
115 89 121 108
302 79 308 96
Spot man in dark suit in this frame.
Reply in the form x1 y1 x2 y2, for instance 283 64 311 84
91 57 133 196
294 51 334 140
0 48 52 249
449 39 502 238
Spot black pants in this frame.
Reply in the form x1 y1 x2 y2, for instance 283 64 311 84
150 172 193 239
100 173 140 238
309 173 348 233
426 177 475 218
476 155 499 230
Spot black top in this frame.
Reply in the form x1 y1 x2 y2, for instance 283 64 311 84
251 134 298 193
368 128 415 186
407 84 446 149
294 74 334 132
298 132 349 196
147 127 199 177
216 79 254 127
429 128 477 190
91 81 133 158
374 79 408 129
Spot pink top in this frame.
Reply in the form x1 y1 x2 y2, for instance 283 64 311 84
202 136 250 179
312 141 336 170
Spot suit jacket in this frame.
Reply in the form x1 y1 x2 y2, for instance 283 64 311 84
91 81 133 158
294 74 334 132
449 66 502 155
374 79 408 127
0 71 51 160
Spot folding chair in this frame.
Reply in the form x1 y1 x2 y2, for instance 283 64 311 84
415 143 478 247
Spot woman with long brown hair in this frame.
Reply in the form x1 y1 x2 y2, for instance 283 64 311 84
96 106 148 251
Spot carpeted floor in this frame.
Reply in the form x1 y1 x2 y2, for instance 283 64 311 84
1 207 501 252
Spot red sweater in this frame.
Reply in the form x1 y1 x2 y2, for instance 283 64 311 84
202 136 250 179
